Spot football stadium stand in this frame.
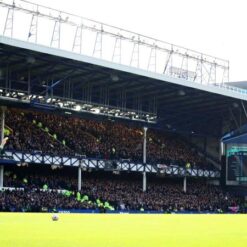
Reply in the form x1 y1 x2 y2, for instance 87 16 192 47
5 109 211 169
0 0 247 215
1 166 243 213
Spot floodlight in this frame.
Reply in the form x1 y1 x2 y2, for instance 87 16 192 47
74 105 81 111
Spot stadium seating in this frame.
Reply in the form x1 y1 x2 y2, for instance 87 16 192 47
1 167 241 212
0 109 241 212
5 109 71 156
4 108 212 170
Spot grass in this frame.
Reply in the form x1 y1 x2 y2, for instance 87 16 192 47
0 213 247 247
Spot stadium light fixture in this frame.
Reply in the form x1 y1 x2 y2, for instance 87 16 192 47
0 90 157 123
17 92 25 96
74 105 81 111
91 108 100 114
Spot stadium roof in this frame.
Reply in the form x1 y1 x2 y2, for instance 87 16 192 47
226 81 247 90
1 35 247 137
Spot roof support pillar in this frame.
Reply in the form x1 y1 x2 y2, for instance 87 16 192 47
0 106 6 189
143 126 147 192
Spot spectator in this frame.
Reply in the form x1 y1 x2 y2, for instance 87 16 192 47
4 108 213 170
1 167 242 213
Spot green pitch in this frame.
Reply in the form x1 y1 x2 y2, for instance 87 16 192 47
0 213 247 247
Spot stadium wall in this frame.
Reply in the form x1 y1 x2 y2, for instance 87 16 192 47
56 209 238 214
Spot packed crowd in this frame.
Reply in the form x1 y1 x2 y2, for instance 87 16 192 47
4 108 210 169
5 110 71 156
0 167 242 213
